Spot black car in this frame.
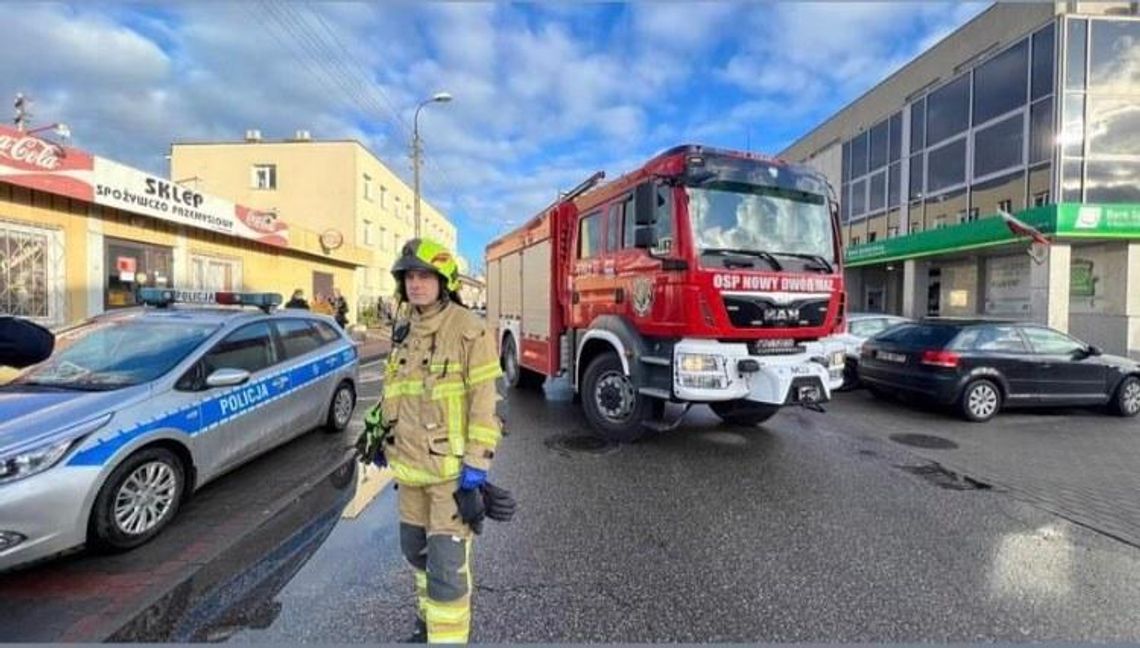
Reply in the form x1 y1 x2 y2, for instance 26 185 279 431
858 318 1140 422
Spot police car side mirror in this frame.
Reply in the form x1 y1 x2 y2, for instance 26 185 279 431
206 368 251 389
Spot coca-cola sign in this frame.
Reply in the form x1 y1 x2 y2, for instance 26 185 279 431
0 133 64 170
0 123 93 201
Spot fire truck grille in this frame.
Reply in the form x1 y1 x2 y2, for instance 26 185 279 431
722 295 830 329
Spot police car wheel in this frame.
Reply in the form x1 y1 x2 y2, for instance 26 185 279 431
89 447 185 551
325 381 356 432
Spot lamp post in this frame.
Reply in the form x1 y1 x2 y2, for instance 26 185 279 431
412 91 452 239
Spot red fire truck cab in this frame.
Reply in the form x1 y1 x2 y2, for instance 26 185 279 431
485 145 847 441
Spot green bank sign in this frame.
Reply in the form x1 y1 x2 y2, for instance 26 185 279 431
844 203 1140 267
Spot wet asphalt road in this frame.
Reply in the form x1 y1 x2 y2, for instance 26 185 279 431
218 381 1140 643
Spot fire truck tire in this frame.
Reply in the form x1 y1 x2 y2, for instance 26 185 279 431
581 352 650 443
500 334 543 390
710 401 779 427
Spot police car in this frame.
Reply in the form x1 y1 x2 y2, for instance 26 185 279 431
0 289 359 571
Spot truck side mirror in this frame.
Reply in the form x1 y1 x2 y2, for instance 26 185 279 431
635 183 656 226
634 226 657 249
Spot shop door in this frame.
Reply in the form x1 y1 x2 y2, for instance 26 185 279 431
105 238 174 309
313 271 334 302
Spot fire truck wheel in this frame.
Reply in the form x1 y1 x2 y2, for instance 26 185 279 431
502 333 546 390
581 352 650 443
710 401 779 427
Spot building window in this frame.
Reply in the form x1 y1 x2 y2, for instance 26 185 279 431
252 164 277 190
363 174 373 201
364 219 375 246
998 199 1013 213
1033 191 1050 206
934 215 948 229
910 97 926 154
105 238 173 310
1066 18 1088 90
868 231 878 242
851 236 861 246
869 170 886 213
887 226 899 238
972 39 1028 125
1031 22 1055 100
959 208 980 224
926 75 970 146
973 113 1024 179
380 185 388 208
927 138 967 193
0 223 54 321
1029 98 1054 164
190 254 241 292
380 226 388 251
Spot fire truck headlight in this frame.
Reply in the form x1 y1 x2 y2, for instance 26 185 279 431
679 353 721 373
830 350 846 368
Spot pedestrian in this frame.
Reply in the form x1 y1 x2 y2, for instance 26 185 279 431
0 316 54 368
312 294 335 316
333 288 349 329
355 238 510 643
285 289 309 310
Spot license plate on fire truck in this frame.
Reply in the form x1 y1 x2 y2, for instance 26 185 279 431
749 338 802 355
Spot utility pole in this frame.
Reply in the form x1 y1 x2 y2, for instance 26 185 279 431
14 93 29 131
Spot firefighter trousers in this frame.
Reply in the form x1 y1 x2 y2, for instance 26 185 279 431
398 481 474 644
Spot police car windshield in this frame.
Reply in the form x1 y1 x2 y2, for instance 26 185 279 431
15 319 219 390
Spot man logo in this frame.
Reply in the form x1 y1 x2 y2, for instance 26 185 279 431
632 277 653 317
763 307 800 323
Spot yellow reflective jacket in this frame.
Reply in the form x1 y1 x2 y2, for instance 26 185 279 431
381 301 503 486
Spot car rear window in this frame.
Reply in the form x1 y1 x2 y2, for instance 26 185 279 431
874 323 961 347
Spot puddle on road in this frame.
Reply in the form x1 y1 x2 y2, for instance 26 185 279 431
545 431 619 456
898 462 991 491
889 433 960 450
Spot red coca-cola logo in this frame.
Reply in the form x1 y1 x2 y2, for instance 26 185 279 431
0 134 63 171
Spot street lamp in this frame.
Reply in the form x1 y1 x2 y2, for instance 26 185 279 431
26 122 70 140
412 91 452 239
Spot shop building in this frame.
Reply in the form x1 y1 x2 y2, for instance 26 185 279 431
169 133 458 312
0 124 370 327
781 2 1140 359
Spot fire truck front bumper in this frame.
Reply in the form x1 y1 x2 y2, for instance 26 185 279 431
671 338 845 406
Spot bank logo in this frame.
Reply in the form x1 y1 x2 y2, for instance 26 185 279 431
1076 206 1102 229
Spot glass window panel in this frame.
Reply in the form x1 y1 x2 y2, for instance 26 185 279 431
974 113 1025 178
910 98 926 153
927 76 970 146
1086 159 1140 203
869 170 886 212
850 131 869 177
1063 93 1085 158
1061 158 1083 202
927 138 967 193
973 39 1029 125
1021 326 1084 355
889 113 903 163
1032 23 1055 100
1066 18 1087 90
909 154 925 200
851 179 867 217
842 141 852 182
1030 98 1054 164
1089 19 1140 93
1087 96 1140 157
842 182 851 222
579 212 602 258
870 120 889 170
888 162 901 208
971 170 1025 217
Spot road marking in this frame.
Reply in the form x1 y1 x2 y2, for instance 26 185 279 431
360 359 385 371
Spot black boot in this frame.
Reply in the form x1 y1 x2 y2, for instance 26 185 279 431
404 619 427 644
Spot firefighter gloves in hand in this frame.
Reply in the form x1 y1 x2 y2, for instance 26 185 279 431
453 487 485 535
355 403 388 467
480 482 516 523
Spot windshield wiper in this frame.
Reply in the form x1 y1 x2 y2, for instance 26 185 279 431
770 252 834 273
702 248 782 271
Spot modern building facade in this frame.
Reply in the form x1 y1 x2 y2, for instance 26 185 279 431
781 2 1140 359
170 133 458 313
0 123 369 328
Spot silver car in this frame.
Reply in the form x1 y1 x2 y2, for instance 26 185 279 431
833 312 911 389
0 290 358 571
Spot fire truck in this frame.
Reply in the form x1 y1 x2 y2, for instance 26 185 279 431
485 145 847 441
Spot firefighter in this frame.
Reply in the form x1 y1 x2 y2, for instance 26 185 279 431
361 238 504 643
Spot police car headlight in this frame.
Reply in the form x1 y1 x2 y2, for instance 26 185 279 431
0 413 112 485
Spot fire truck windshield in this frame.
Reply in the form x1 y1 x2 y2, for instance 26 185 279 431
685 181 836 270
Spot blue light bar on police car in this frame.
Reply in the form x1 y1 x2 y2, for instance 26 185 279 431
138 288 283 310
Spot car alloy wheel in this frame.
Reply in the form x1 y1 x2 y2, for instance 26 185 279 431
113 461 179 536
334 386 354 427
1122 378 1140 416
967 383 999 419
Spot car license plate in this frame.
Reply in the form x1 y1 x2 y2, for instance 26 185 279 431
797 385 822 403
877 351 906 363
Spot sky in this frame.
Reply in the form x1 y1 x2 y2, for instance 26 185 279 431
0 1 990 272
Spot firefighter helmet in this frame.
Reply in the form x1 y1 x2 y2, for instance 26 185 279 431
391 238 460 293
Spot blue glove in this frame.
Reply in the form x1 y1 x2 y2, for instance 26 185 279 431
459 465 487 491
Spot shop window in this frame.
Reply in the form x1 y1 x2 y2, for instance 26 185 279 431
106 239 174 309
870 120 889 171
927 138 967 193
1029 98 1054 164
578 211 602 258
1089 19 1140 93
973 39 1028 125
1031 23 1055 100
0 224 50 320
1066 19 1088 90
973 113 1025 179
910 97 926 154
926 75 970 146
252 164 277 190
